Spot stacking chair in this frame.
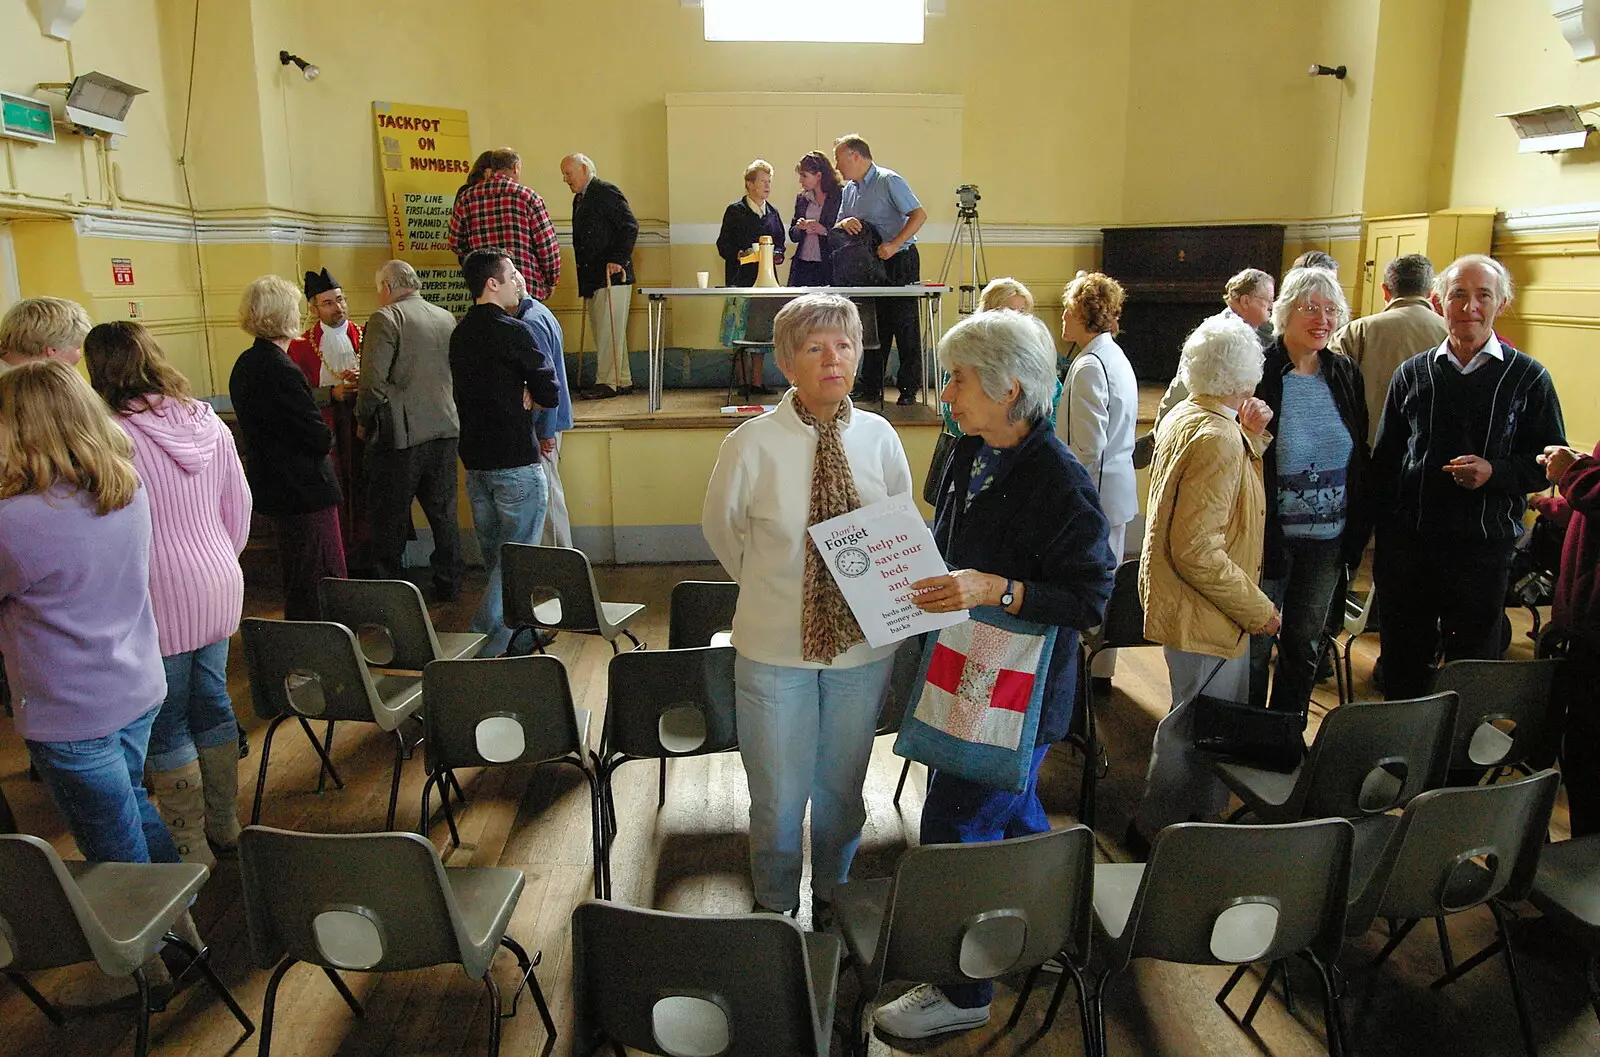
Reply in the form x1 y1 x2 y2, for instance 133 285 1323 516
1525 833 1600 1029
1432 658 1563 785
318 577 488 671
876 634 925 807
597 645 738 894
0 834 255 1057
420 656 603 895
835 825 1098 1056
1340 770 1560 1057
501 544 645 654
667 579 739 651
571 899 839 1057
241 617 425 829
240 826 553 1057
728 296 792 402
1210 692 1456 824
1076 560 1157 828
1326 584 1378 706
1091 819 1355 1057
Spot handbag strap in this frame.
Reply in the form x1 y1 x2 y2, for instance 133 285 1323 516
1065 348 1108 493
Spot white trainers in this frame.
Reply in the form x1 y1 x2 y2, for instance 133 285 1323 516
873 983 991 1039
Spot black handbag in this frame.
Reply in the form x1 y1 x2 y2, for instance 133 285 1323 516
827 225 889 287
1192 658 1307 773
922 431 958 506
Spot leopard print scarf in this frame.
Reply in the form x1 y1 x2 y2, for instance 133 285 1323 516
794 397 866 663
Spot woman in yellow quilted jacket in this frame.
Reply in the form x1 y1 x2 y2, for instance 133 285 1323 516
1129 313 1281 854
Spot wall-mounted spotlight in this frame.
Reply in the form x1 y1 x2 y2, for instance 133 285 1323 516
279 51 320 82
1308 64 1348 80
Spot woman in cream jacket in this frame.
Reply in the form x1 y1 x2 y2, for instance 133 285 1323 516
1130 313 1281 852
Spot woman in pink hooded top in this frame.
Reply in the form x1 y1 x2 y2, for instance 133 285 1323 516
86 322 252 866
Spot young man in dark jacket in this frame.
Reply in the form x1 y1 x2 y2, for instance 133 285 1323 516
450 248 559 655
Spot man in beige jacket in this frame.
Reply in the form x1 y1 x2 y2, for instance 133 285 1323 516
1329 253 1448 444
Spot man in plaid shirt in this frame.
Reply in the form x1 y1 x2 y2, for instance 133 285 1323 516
449 148 562 301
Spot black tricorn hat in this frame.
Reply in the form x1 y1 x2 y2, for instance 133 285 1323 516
304 268 340 299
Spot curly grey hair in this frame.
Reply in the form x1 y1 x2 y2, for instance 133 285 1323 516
937 310 1058 424
772 293 863 372
1179 314 1265 398
1271 266 1350 337
1435 253 1514 307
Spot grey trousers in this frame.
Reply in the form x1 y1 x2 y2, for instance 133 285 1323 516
1134 646 1250 835
539 433 572 548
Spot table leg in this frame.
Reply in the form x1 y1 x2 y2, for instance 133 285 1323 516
647 297 664 413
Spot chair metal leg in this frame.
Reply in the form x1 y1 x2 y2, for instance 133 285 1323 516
420 771 436 835
851 984 871 1057
892 759 911 806
1217 963 1252 1007
1586 951 1600 1029
386 733 406 830
1241 961 1280 1028
322 966 364 1016
5 970 65 1026
132 966 152 1057
1037 958 1095 1057
1092 969 1114 1057
483 971 503 1057
447 769 466 803
258 958 297 1057
307 719 340 793
502 935 556 1039
1304 950 1348 1057
1007 965 1042 1029
1079 678 1099 829
1491 902 1539 1057
162 935 256 1038
1370 917 1418 969
658 757 667 809
1435 915 1457 975
251 714 291 825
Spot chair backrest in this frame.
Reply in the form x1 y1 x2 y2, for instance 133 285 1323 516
571 900 831 1057
422 655 585 772
851 297 881 350
1099 560 1153 651
874 635 926 737
240 617 404 729
239 826 503 979
1348 769 1560 930
1343 585 1377 637
737 296 792 346
1114 819 1353 972
1432 659 1563 773
501 544 605 633
0 834 104 973
1295 692 1456 820
604 646 738 761
668 580 740 650
871 826 1095 989
317 577 443 671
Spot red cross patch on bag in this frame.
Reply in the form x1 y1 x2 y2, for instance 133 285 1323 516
915 621 1043 750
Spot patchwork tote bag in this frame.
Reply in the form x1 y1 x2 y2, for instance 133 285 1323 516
893 605 1057 794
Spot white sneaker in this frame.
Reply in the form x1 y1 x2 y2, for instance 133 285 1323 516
873 983 991 1039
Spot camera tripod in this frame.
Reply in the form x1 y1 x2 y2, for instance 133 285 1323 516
938 203 989 315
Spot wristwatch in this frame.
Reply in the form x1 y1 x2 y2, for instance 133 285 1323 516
999 579 1016 607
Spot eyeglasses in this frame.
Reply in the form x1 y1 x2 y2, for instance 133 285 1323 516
1293 302 1340 320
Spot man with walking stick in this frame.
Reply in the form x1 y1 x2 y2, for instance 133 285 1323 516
562 153 638 400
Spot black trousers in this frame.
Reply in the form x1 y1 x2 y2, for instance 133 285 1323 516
861 245 923 396
1374 524 1512 701
1558 638 1600 837
365 436 463 593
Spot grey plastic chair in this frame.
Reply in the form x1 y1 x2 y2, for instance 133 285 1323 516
0 834 254 1057
1341 770 1560 1057
1091 819 1355 1057
1077 560 1157 829
501 544 645 654
239 826 553 1057
875 635 925 807
420 655 603 896
1431 658 1563 784
728 296 793 402
1327 584 1379 706
598 645 738 894
1210 692 1456 824
667 580 739 651
1525 833 1600 1029
834 825 1098 1057
571 899 839 1057
318 577 488 671
241 617 425 829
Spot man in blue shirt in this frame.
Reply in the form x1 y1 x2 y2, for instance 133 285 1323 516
515 294 574 547
834 134 928 405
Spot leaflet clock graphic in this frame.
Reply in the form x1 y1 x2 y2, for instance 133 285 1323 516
834 546 871 578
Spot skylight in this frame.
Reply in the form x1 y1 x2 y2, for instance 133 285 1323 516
702 0 925 44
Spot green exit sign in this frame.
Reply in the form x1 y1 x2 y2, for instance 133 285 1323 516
1 92 56 145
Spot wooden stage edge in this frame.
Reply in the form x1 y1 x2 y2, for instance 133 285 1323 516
569 383 1169 430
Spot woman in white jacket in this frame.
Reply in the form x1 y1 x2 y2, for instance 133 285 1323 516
1056 272 1140 683
702 293 912 925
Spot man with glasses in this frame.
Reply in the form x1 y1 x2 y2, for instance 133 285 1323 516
1330 253 1449 445
1370 254 1566 700
1154 268 1276 431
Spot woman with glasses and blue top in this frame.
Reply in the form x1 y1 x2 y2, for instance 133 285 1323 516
1247 266 1370 715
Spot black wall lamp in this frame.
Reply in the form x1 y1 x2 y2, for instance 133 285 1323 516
279 51 320 82
1309 64 1348 80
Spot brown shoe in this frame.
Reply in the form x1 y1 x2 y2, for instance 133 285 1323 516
581 384 618 400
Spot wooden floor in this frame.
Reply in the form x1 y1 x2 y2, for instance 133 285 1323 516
1 557 1596 1057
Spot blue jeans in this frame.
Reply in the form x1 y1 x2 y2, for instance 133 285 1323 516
1249 536 1343 712
466 463 548 655
148 639 239 771
735 653 896 911
922 743 1053 1008
28 704 181 863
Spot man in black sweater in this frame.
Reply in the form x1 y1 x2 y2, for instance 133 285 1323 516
1371 254 1566 700
451 248 560 655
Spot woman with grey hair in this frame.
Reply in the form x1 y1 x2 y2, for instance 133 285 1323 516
873 310 1113 1040
1248 267 1369 715
1130 313 1279 855
702 293 912 925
